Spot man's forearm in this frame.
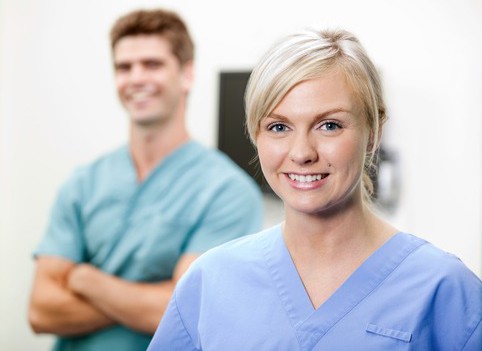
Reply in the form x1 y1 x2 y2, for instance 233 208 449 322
30 291 114 336
68 265 175 334
29 261 115 336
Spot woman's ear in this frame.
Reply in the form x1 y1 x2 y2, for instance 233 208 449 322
367 126 383 153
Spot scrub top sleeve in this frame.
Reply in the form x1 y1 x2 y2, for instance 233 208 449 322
184 178 262 253
461 321 482 351
34 174 86 263
432 254 482 351
460 318 481 351
147 292 200 351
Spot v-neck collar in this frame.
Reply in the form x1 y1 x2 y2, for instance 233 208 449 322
122 140 201 187
262 225 425 351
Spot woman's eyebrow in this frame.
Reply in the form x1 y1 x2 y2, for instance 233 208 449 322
265 113 289 121
267 108 351 121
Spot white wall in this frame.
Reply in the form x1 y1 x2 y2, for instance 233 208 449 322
1 0 481 350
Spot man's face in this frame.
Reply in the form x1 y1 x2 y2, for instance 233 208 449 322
113 34 193 126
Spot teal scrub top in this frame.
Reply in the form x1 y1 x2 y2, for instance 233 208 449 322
148 225 482 351
34 141 263 351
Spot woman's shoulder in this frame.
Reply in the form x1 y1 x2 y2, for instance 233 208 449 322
405 233 477 276
195 224 282 269
398 233 481 296
176 225 281 287
173 224 282 302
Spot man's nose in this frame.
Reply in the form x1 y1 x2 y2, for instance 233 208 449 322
129 65 148 83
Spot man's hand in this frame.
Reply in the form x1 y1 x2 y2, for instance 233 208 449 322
67 263 100 294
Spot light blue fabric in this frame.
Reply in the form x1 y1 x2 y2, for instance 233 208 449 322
34 141 263 351
148 224 482 351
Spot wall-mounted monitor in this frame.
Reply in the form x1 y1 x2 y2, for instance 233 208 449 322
217 71 274 194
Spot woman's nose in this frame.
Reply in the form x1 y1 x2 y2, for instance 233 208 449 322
289 134 318 165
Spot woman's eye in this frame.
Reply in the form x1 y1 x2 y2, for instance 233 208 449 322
269 123 288 133
321 121 341 131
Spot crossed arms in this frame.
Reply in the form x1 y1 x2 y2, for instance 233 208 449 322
28 254 198 336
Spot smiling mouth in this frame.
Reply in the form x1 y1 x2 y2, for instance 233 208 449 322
127 85 158 102
129 91 156 103
287 173 328 183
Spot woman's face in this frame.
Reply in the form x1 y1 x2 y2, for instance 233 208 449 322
256 70 370 216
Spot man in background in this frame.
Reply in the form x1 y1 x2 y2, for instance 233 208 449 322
28 8 263 351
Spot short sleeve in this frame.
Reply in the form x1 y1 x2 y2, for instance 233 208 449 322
461 318 482 351
430 253 482 350
184 177 263 253
33 171 87 262
147 292 199 351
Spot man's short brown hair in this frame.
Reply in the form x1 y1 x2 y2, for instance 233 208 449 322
110 9 194 65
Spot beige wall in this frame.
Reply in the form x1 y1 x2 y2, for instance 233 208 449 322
1 0 481 350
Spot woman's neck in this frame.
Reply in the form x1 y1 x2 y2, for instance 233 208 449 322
282 203 398 309
283 202 396 264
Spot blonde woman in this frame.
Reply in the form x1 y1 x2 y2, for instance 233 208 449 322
148 29 481 351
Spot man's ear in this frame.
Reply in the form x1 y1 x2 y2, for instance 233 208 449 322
181 61 195 93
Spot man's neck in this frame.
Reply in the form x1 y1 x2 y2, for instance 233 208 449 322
129 119 190 182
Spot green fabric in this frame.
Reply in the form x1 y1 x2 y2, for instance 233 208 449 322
35 141 263 351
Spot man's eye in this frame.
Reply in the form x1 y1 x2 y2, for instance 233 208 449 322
145 61 162 69
269 124 288 133
115 64 130 72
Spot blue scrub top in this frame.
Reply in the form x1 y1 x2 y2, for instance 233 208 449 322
148 224 482 351
34 141 263 351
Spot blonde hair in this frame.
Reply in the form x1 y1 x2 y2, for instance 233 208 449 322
245 28 387 203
